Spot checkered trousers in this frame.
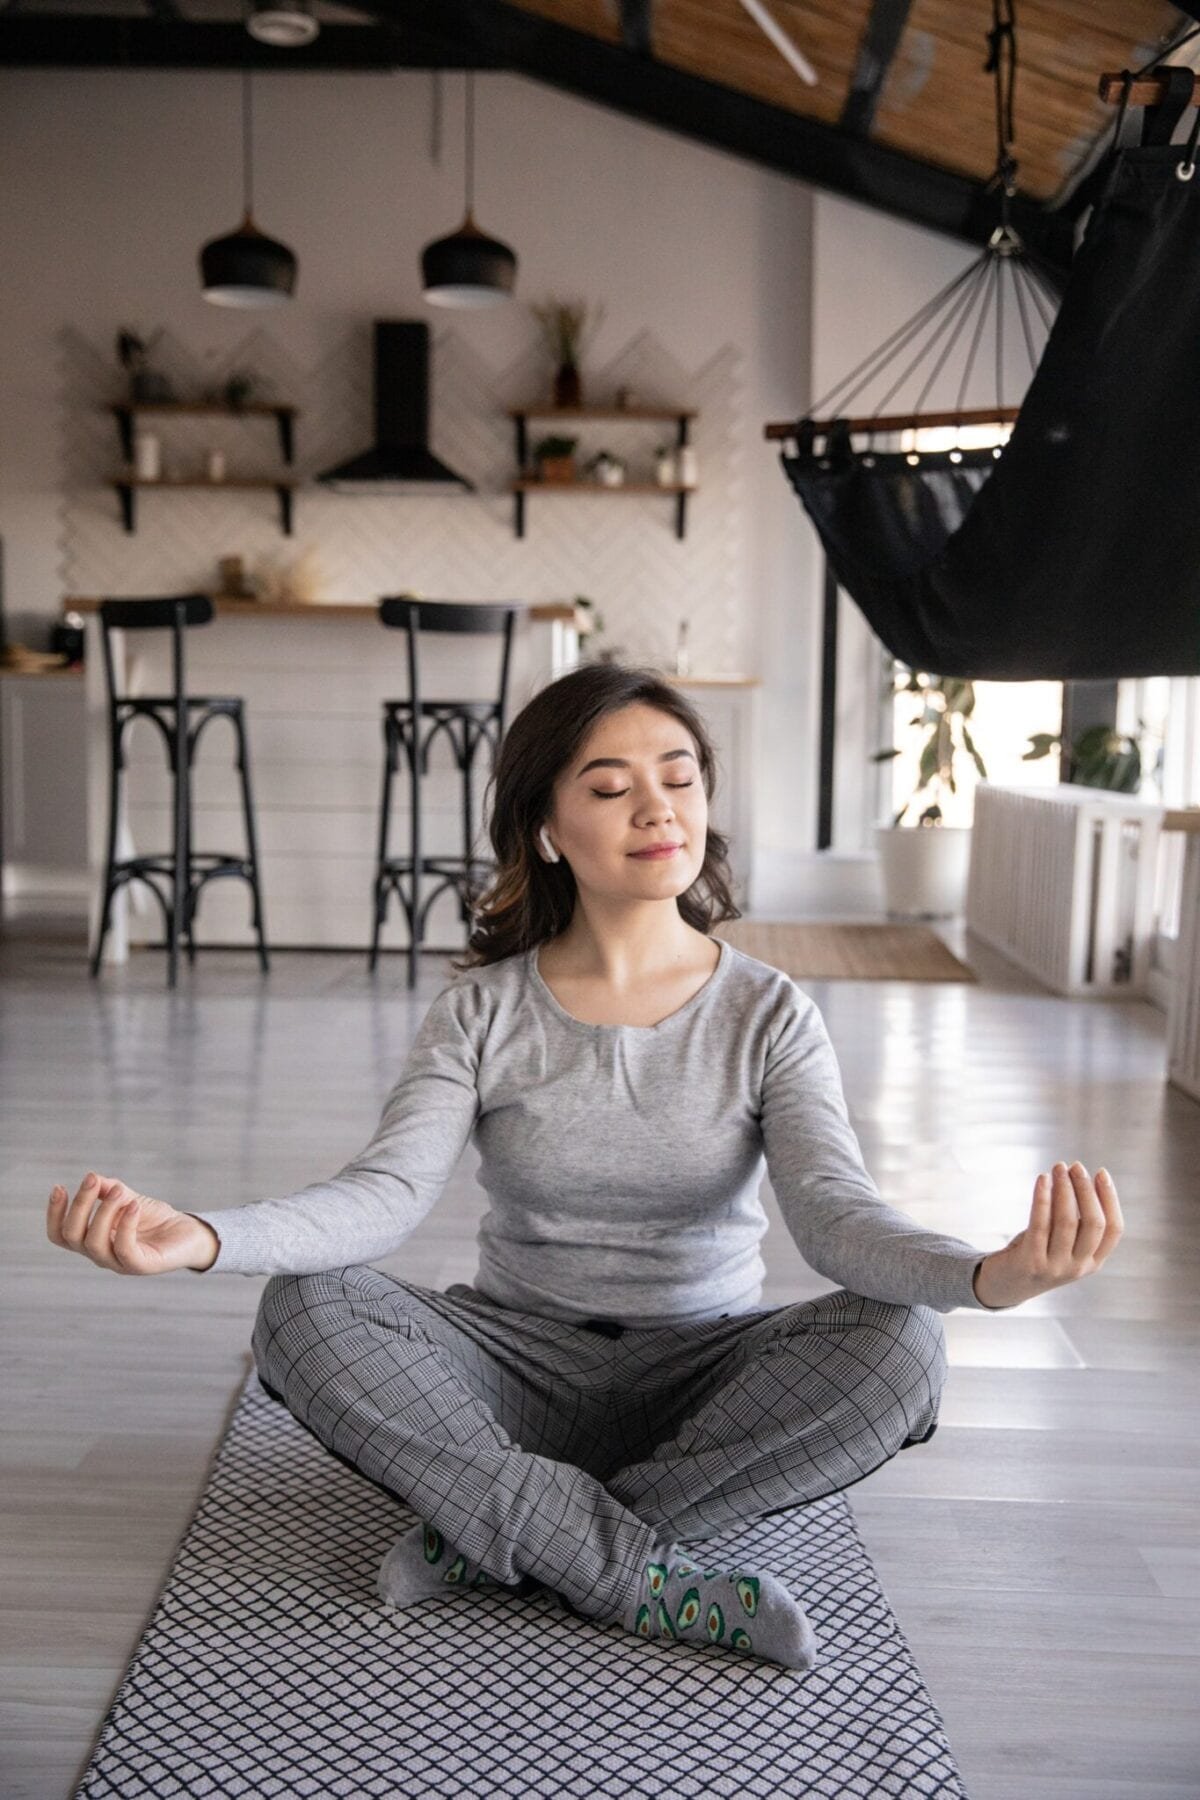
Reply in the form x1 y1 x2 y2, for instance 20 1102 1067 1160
252 1268 946 1625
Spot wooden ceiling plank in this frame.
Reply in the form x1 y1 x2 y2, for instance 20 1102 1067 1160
903 0 1176 70
866 3 1182 196
376 0 1075 267
653 0 863 121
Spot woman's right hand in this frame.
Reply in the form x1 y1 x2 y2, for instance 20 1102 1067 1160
47 1172 219 1275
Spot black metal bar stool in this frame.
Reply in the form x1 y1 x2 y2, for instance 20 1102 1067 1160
370 598 519 987
90 594 270 988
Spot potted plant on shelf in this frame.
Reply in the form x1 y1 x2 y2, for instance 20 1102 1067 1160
530 297 605 408
869 667 987 918
573 593 603 647
116 328 173 403
533 435 579 482
223 370 263 410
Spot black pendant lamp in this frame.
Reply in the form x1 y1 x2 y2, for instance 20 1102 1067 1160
421 72 516 307
246 0 318 47
200 69 297 307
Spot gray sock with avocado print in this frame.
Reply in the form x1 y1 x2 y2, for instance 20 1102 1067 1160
618 1544 819 1671
376 1520 535 1610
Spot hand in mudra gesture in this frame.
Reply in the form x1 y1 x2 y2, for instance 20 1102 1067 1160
47 1172 218 1275
973 1161 1124 1309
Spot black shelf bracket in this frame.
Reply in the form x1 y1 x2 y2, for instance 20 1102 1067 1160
513 414 527 537
113 406 134 463
675 413 689 539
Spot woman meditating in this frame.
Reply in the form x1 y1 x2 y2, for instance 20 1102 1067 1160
47 662 1123 1672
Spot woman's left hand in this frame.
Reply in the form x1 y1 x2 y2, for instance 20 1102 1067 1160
973 1162 1124 1309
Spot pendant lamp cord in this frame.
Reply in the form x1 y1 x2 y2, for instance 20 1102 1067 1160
242 67 254 220
464 70 475 217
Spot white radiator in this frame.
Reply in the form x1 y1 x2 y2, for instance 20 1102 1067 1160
965 784 1164 997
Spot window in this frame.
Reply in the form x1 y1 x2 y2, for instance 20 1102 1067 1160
1120 674 1200 940
887 670 1063 826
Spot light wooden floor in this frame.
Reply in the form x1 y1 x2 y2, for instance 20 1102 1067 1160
3 914 1198 1800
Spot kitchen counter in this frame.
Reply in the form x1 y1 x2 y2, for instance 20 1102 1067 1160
65 597 760 687
64 596 758 960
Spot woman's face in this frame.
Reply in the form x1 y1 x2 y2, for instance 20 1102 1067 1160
541 702 708 903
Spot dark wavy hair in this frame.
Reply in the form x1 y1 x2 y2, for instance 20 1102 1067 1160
450 661 742 972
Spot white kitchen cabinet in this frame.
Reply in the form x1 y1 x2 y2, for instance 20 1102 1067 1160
62 599 759 958
0 669 88 915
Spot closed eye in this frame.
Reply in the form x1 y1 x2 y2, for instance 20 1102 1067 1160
592 782 694 798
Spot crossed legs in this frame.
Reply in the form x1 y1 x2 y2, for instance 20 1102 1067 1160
251 1266 947 1624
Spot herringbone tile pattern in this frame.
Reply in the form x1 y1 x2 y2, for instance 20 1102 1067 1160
60 323 744 673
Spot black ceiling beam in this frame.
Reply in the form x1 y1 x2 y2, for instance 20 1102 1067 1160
840 0 913 136
0 19 495 69
368 0 1074 274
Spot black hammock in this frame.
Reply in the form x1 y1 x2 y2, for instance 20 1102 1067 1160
777 130 1200 680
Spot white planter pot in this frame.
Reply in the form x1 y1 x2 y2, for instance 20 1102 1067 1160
875 825 972 919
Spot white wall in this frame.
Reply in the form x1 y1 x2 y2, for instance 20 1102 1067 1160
2 67 1031 909
0 65 824 891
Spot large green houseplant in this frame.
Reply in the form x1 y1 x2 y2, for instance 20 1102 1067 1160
871 668 989 824
1024 720 1147 791
869 667 988 917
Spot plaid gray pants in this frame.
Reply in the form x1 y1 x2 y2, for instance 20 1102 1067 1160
252 1267 947 1625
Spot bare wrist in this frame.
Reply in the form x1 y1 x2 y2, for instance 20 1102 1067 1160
972 1254 1005 1310
186 1217 220 1272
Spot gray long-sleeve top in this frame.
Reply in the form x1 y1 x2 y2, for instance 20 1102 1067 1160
187 936 1001 1323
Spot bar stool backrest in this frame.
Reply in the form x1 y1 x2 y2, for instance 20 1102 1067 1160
96 593 214 770
377 597 520 732
96 593 213 702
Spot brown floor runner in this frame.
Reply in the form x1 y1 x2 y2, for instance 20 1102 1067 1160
713 920 978 983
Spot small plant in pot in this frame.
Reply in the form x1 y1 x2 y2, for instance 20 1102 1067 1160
533 435 579 482
530 297 605 408
116 328 173 403
870 667 988 918
573 593 603 645
223 370 259 411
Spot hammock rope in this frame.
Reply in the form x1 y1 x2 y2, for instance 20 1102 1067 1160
766 0 1200 853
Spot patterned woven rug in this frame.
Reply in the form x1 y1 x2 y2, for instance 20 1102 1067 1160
714 921 978 983
73 1361 970 1799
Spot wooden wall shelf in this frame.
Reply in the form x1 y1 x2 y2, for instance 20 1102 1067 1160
509 480 696 495
105 400 299 533
508 404 697 538
110 475 297 535
108 401 297 462
507 405 697 422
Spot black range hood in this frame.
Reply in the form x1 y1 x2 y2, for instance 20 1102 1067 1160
316 320 474 494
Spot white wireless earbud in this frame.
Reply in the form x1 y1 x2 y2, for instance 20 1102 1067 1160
539 826 560 864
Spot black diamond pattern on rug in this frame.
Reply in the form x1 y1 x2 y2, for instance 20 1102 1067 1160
73 1359 970 1798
